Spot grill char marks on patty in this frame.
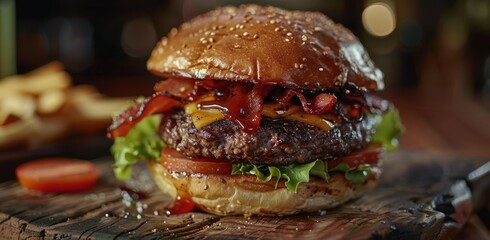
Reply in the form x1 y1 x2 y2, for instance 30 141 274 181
159 110 380 165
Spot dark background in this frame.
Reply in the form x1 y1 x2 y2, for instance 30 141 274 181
12 0 490 98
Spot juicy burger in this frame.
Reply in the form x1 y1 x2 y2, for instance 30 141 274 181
108 5 402 216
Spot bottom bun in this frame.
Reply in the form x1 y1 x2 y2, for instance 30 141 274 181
149 161 381 216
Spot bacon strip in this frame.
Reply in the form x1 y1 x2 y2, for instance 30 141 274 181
108 79 370 138
295 92 337 114
154 78 196 101
107 94 183 139
271 89 337 114
199 83 273 134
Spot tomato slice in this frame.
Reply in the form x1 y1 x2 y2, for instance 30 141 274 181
16 158 100 193
328 145 383 170
161 148 232 175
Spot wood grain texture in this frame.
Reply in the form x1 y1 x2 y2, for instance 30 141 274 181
0 150 487 240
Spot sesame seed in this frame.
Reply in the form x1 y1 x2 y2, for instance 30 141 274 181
319 67 324 71
286 32 292 36
209 37 214 43
314 27 321 32
207 45 212 49
239 24 245 29
323 51 328 55
270 20 276 24
234 34 239 38
252 34 259 39
243 32 249 37
302 57 307 61
285 38 290 42
294 63 299 68
170 28 178 36
230 27 235 31
199 37 208 44
302 35 308 41
274 27 280 32
299 64 305 69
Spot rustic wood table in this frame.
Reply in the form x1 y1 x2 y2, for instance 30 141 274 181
0 150 488 239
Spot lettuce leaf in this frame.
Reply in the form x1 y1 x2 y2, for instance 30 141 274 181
232 159 329 193
230 108 401 191
372 108 403 151
330 162 371 184
111 115 165 180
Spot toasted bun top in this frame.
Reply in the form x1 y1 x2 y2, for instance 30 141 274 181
147 5 383 91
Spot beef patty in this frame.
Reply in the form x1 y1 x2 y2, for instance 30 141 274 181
159 110 380 165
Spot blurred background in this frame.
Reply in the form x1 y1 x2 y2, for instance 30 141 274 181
1 0 490 156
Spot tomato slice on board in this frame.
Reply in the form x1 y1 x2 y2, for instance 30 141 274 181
328 145 383 170
16 158 100 193
161 148 232 175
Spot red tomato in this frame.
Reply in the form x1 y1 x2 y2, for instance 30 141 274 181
16 158 100 193
329 145 383 170
168 196 195 214
161 148 232 175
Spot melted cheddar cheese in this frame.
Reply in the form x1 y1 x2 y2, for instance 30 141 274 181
185 100 337 131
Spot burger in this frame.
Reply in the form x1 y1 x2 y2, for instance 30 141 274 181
108 5 402 216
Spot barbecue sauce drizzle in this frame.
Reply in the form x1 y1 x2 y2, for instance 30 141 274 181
108 78 381 138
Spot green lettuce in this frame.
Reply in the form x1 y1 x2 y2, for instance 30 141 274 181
372 108 403 151
330 162 371 184
111 115 165 180
232 160 329 193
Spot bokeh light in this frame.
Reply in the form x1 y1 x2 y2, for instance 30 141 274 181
362 2 397 37
121 18 157 58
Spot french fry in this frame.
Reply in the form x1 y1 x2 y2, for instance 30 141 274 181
0 61 130 149
0 93 36 125
37 89 67 114
0 61 70 98
0 117 42 148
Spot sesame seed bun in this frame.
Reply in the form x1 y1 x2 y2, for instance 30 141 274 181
147 5 383 91
149 160 382 216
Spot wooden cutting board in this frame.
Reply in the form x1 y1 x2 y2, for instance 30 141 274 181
0 150 487 239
